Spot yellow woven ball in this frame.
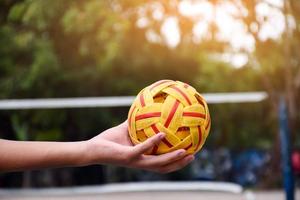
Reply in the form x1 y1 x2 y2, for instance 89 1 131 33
128 80 211 155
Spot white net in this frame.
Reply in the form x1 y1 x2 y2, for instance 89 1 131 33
0 92 267 110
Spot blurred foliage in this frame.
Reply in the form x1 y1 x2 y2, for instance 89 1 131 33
0 0 299 188
11 115 28 141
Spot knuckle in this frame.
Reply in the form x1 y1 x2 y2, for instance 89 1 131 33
148 138 157 146
127 152 137 162
120 150 135 164
134 144 146 154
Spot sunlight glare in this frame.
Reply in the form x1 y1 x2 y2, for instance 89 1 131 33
161 17 181 48
136 17 149 28
256 2 285 41
223 53 249 68
179 0 213 21
265 0 283 8
146 29 161 43
144 0 285 65
193 21 209 42
152 3 164 21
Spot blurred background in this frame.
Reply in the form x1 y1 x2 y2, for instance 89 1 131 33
0 0 299 194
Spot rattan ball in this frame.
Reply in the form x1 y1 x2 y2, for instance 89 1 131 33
128 80 211 155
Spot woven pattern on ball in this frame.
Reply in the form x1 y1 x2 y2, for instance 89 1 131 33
128 80 211 155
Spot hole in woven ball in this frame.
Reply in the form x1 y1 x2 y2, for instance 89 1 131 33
195 94 205 107
153 92 167 103
136 130 148 142
176 127 190 141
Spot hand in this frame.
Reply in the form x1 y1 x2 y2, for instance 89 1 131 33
86 121 195 173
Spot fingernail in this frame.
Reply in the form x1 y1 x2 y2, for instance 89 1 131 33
177 150 186 156
158 133 165 139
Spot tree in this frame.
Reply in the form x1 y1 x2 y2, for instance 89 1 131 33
1 0 298 187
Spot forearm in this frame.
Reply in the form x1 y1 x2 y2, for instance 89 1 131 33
0 139 89 172
0 122 195 173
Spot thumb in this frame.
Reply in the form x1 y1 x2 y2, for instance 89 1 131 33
132 133 165 156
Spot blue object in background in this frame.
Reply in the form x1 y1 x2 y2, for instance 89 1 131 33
190 148 271 186
232 149 270 186
279 97 295 200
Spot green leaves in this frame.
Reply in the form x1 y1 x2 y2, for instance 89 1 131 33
8 2 27 22
22 37 59 90
1 0 298 149
11 115 28 141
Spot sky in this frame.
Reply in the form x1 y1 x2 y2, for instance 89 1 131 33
137 0 289 68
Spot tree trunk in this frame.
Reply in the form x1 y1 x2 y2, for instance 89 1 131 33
283 0 297 141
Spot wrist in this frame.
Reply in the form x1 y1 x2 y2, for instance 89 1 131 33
70 141 91 167
84 138 104 166
85 137 125 166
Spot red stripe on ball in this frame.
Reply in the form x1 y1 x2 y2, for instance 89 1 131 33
164 100 180 128
170 86 192 105
139 91 145 107
183 112 205 118
150 80 172 91
135 112 161 121
151 124 173 148
195 126 202 150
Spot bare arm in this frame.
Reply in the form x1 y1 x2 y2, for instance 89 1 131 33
0 140 88 171
0 121 194 173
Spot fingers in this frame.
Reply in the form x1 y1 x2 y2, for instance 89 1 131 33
118 131 194 174
118 120 128 129
132 133 165 157
155 155 195 174
139 149 187 167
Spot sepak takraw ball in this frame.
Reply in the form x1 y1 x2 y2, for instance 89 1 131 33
128 80 211 155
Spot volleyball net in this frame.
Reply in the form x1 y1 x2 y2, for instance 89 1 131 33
0 92 268 110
